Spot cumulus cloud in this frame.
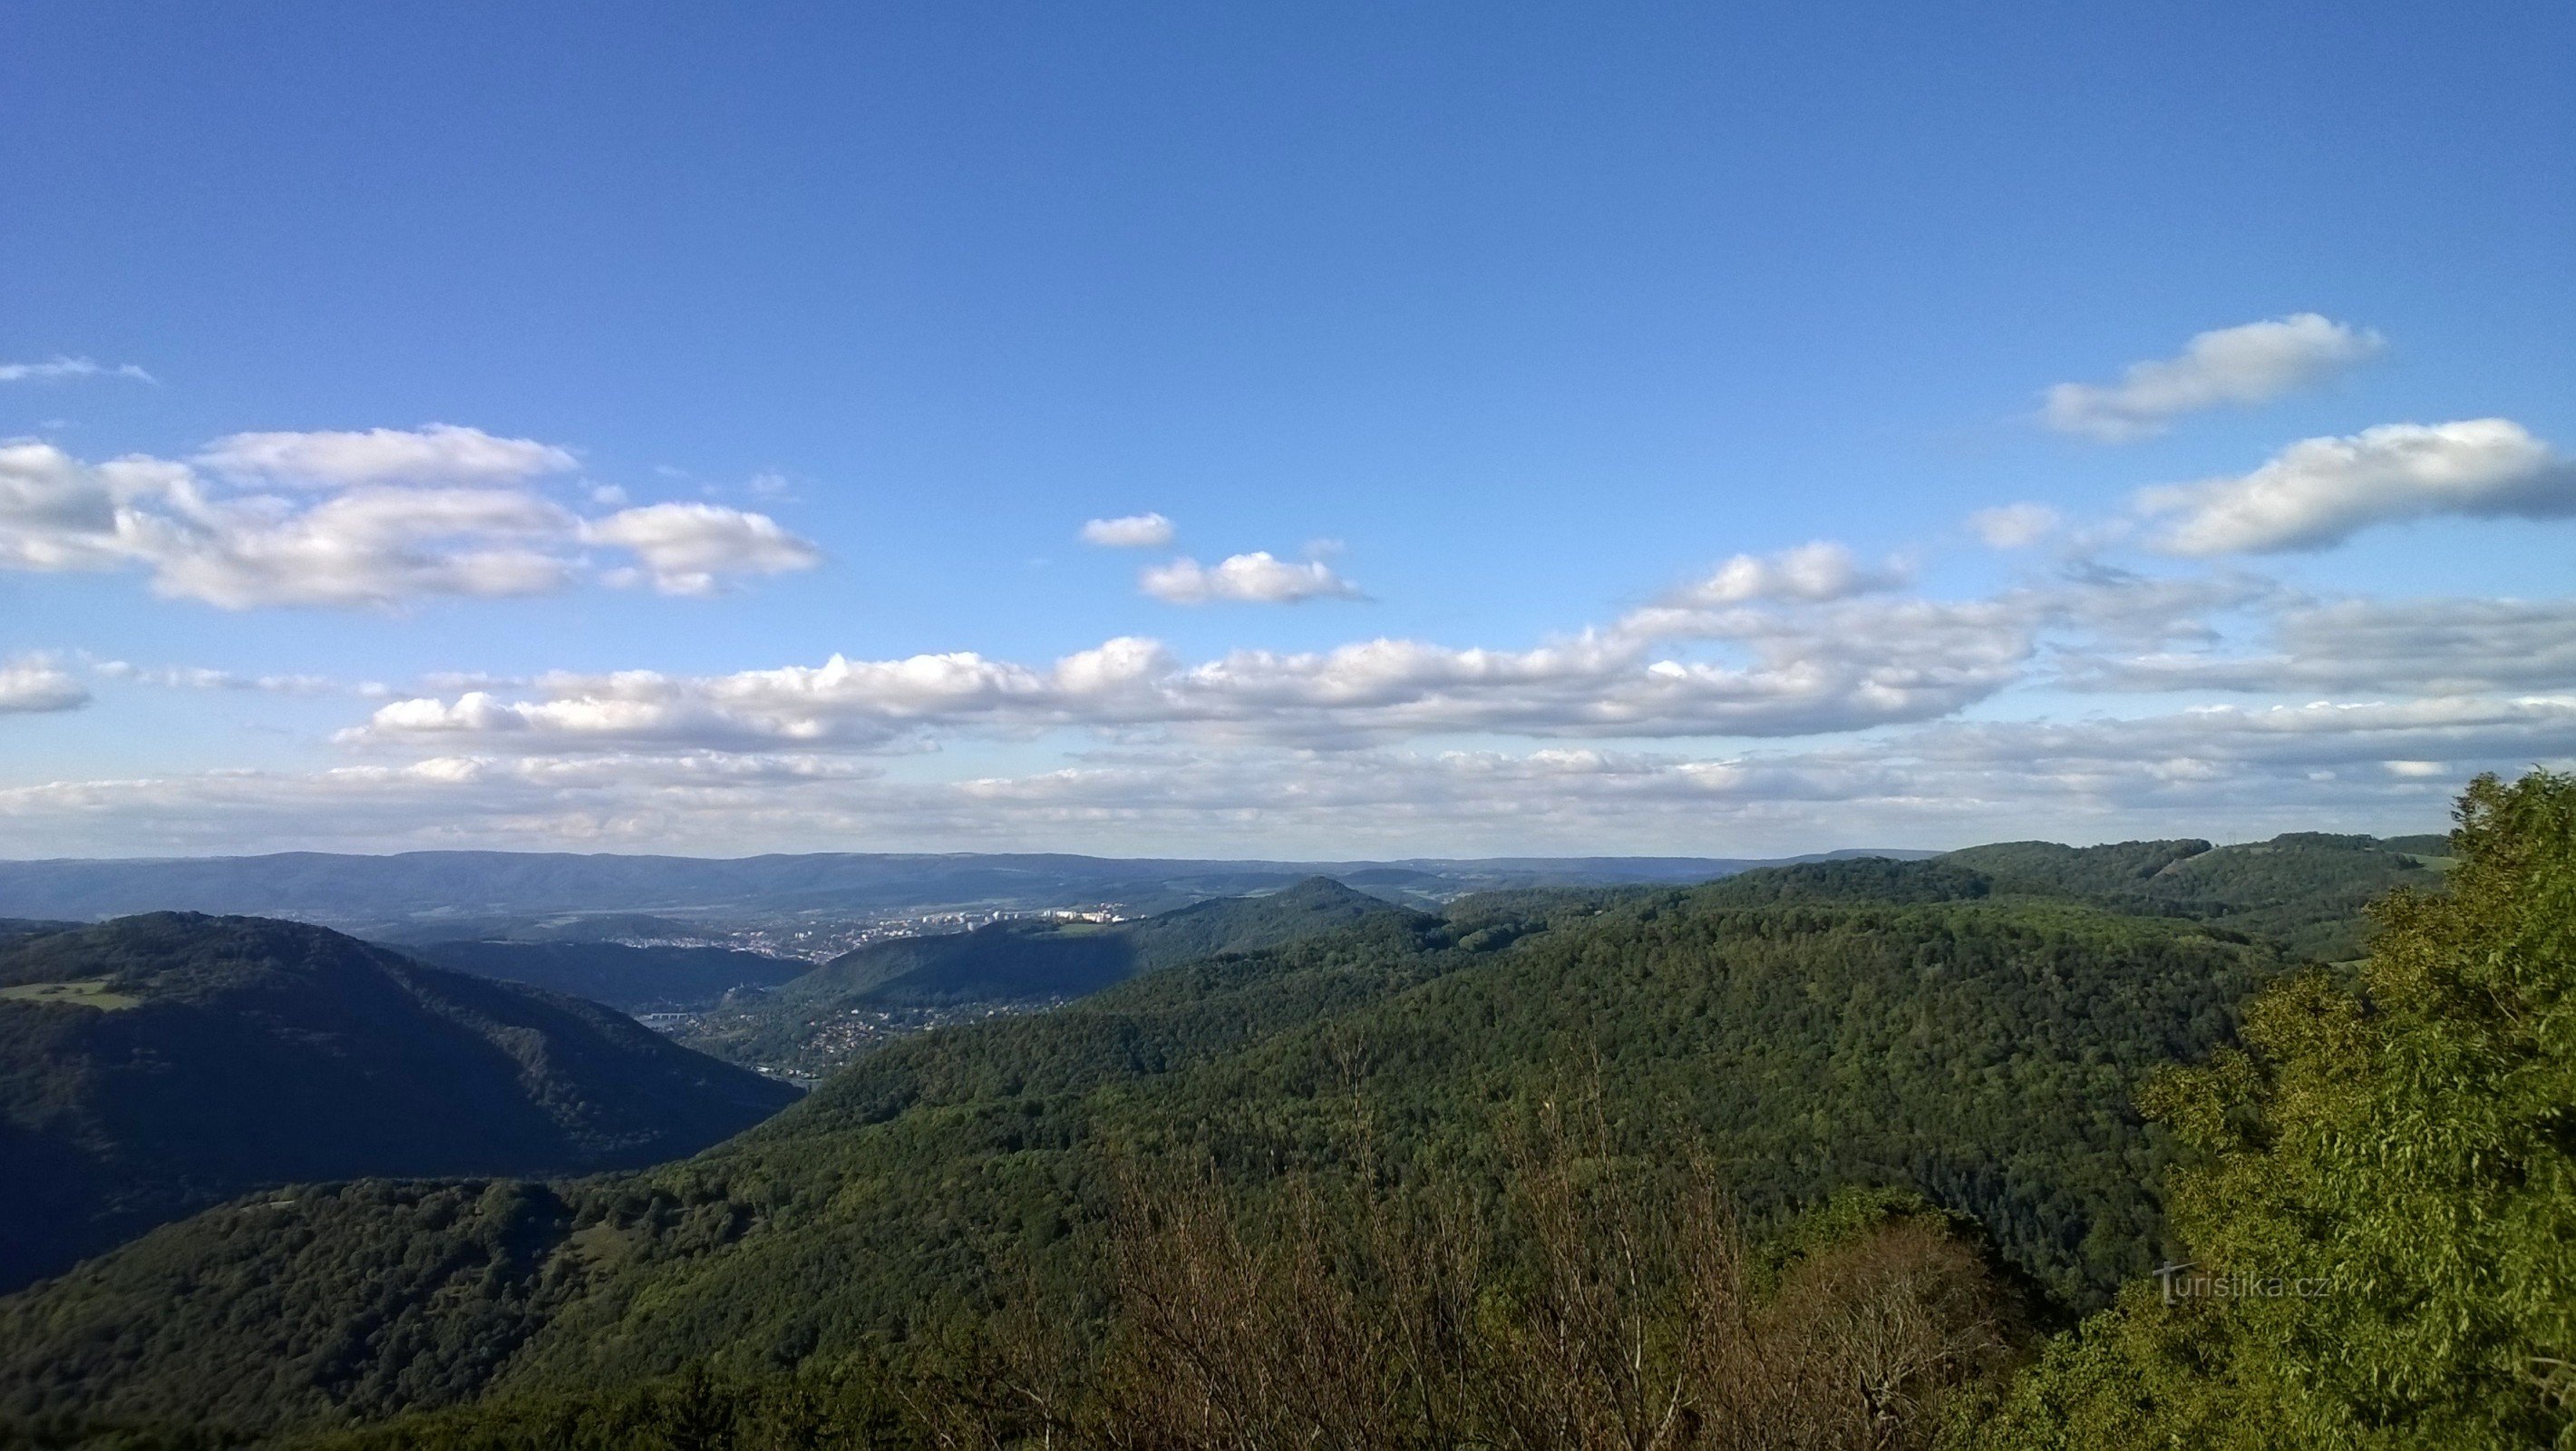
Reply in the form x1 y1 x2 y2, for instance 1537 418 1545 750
334 563 2304 764
0 356 155 385
1080 512 1175 548
0 437 821 609
343 589 2040 756
582 502 823 596
1664 541 1907 607
1141 551 1363 604
14 677 2561 856
0 657 89 714
2137 418 2574 555
197 424 578 487
2044 313 2384 442
1967 503 2064 550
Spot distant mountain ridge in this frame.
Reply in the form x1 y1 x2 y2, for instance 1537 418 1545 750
0 913 800 1292
0 848 1936 930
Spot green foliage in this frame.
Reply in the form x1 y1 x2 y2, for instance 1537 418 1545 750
0 914 797 1293
0 979 140 1009
290 1134 2030 1451
0 881 2277 1439
1944 831 2446 960
685 876 1421 1066
1967 771 2576 1448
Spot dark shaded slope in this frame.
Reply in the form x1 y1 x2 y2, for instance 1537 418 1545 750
403 940 809 1012
0 910 1459 1435
0 914 798 1292
0 873 2276 1436
787 921 1138 1008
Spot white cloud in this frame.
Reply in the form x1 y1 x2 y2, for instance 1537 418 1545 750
12 680 2559 856
581 502 823 596
2137 418 2575 555
1080 512 1176 548
137 485 581 609
0 357 155 385
92 661 340 694
0 657 88 714
1968 503 2064 550
196 424 577 487
333 567 2298 762
2044 314 2384 443
2064 597 2576 696
0 439 821 609
1141 550 1363 605
1664 541 1906 607
342 591 2035 755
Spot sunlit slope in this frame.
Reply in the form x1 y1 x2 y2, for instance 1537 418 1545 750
0 864 2279 1436
1942 831 2445 959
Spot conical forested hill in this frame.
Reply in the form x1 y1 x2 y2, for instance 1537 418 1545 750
0 913 799 1293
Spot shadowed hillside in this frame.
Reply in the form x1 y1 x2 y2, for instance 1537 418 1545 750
403 940 810 1012
0 914 800 1293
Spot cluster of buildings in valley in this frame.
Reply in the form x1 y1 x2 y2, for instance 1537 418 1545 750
610 904 1134 964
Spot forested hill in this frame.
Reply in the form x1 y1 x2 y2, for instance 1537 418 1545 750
678 876 1423 1066
802 875 1414 1007
402 940 809 1013
0 914 800 1293
1941 830 2447 959
0 863 2284 1438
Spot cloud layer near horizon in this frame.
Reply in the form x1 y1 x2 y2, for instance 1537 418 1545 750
6 352 2572 857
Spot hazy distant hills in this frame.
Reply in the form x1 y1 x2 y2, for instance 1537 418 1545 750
0 855 2289 1435
0 847 1933 931
0 914 800 1293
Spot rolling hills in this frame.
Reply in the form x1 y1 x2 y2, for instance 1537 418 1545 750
0 860 2287 1438
1941 829 2448 959
0 914 801 1294
676 876 1422 1069
0 848 1922 934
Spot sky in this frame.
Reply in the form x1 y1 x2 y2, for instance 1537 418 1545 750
3 1 2571 860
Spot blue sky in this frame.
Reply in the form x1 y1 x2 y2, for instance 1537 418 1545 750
4 2 2571 857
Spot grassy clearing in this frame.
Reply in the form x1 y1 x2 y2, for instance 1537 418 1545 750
0 979 141 1010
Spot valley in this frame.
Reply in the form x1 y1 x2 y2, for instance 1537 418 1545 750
0 796 2547 1449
